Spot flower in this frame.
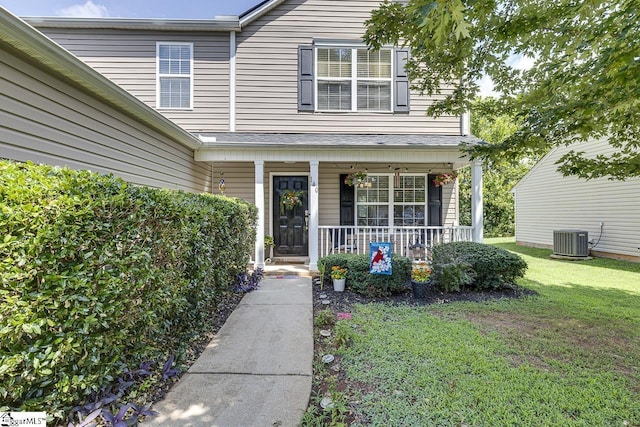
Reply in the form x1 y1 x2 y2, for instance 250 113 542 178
336 312 352 320
433 171 458 187
411 261 431 283
330 266 347 280
280 189 304 210
344 171 368 187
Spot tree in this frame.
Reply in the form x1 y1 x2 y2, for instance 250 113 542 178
459 98 532 236
364 0 640 180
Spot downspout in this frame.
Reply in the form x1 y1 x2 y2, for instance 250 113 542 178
229 30 236 132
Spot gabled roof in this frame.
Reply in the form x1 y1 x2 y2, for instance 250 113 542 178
0 7 201 150
240 0 286 26
239 0 409 27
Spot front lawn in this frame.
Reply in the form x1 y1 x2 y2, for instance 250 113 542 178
310 239 640 426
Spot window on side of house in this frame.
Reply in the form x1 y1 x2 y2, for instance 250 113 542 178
316 47 392 112
157 42 193 109
356 175 428 227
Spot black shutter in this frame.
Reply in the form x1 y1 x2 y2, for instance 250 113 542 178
298 45 314 111
394 49 410 113
427 174 442 226
339 174 355 226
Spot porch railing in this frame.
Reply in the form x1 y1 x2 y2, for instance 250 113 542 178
318 225 474 260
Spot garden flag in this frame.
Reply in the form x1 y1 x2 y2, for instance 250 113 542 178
369 242 392 275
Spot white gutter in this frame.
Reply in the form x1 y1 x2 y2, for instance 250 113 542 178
239 0 286 26
23 16 241 32
229 31 237 132
1 7 201 150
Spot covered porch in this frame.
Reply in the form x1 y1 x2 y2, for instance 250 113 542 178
195 133 484 271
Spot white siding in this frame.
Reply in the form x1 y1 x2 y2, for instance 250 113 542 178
514 139 640 259
236 0 460 134
38 28 230 133
0 45 210 192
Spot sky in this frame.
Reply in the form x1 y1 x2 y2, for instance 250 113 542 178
0 0 259 18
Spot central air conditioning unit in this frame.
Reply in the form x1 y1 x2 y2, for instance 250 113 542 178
553 230 589 257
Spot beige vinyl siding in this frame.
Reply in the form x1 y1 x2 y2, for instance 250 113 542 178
0 45 210 192
236 0 460 134
514 139 640 259
37 28 230 133
208 161 458 234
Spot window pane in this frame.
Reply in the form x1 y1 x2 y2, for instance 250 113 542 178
357 81 391 111
356 176 390 226
394 205 425 226
357 49 391 78
317 81 351 110
317 48 351 78
159 60 170 74
160 77 190 108
159 44 190 76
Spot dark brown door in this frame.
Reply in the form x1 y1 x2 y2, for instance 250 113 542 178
273 176 308 256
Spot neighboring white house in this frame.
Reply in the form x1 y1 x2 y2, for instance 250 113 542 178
513 138 640 262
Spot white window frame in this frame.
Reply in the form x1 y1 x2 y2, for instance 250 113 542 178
314 46 394 113
156 42 194 110
356 174 429 228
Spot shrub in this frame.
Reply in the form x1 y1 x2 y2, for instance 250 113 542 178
318 253 412 297
431 241 527 291
431 258 476 292
0 161 257 422
317 253 351 288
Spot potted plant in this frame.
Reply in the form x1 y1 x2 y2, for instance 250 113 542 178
411 261 431 299
264 235 275 259
344 171 368 187
330 266 347 292
433 171 458 187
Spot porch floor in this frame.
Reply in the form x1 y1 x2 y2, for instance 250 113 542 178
260 263 315 277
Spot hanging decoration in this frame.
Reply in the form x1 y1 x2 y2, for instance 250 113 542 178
218 178 226 195
280 189 304 211
433 171 458 187
394 169 401 188
344 171 368 187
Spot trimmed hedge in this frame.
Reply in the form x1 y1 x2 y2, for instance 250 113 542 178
318 253 412 296
431 241 527 291
0 161 256 420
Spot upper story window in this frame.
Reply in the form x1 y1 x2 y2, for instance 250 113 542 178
316 48 392 112
156 42 193 110
298 44 409 113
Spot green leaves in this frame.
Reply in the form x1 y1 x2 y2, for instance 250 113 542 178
365 0 640 179
0 160 257 422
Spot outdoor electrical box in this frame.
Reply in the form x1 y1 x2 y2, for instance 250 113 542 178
553 230 589 257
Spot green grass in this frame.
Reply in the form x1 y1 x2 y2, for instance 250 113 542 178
339 239 640 426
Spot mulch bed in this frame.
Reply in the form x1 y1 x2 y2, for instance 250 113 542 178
312 278 535 312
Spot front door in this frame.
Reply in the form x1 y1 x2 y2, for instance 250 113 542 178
273 176 308 256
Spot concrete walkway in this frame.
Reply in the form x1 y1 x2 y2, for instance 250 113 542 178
147 277 313 427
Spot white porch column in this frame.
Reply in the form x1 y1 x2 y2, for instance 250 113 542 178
254 160 265 269
471 160 484 243
308 160 319 271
